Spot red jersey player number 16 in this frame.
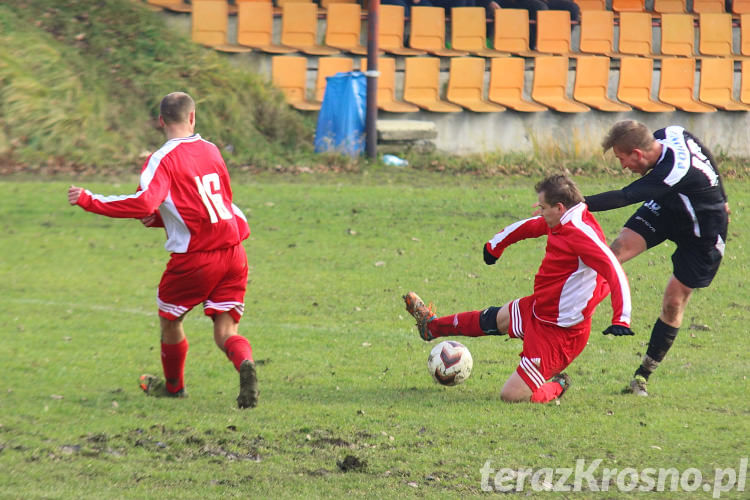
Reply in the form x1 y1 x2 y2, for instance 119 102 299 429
67 91 258 409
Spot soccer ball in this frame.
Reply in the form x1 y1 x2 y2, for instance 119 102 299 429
427 341 473 386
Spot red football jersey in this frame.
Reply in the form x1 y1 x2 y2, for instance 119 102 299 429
485 203 631 328
76 134 249 253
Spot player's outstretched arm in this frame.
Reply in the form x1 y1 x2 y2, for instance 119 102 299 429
68 185 84 206
603 325 635 336
484 216 548 265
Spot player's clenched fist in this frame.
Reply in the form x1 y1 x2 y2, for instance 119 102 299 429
68 185 84 205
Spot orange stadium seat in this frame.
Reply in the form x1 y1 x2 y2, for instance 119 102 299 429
493 9 539 57
574 0 606 10
324 3 368 55
488 57 548 111
236 1 296 53
535 10 573 56
616 56 676 111
741 59 750 103
320 0 356 9
191 0 252 52
660 13 696 57
410 6 469 56
281 2 340 55
617 12 657 57
271 55 321 110
451 7 508 57
699 57 750 110
403 57 463 112
361 57 419 112
743 14 750 56
692 0 725 13
446 57 506 112
314 57 355 102
531 56 590 112
277 0 313 10
658 57 717 111
612 0 646 12
379 5 426 55
733 0 750 14
698 13 734 56
579 10 616 56
653 0 687 14
573 56 631 111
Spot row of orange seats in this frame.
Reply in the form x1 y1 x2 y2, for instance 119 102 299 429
146 0 750 16
186 0 750 60
272 54 750 112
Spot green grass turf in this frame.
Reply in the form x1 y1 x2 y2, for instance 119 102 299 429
0 174 748 498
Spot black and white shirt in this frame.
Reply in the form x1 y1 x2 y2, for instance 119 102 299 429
585 126 728 240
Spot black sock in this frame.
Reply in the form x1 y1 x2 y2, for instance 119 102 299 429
634 318 679 380
479 306 502 335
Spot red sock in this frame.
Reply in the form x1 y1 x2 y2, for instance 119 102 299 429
428 310 485 338
224 335 254 371
161 338 188 393
530 381 563 403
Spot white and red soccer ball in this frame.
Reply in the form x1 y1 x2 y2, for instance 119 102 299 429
427 341 473 386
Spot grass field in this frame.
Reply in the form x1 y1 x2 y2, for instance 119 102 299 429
0 173 748 499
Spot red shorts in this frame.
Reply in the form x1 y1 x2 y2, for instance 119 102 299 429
508 296 590 390
157 244 248 322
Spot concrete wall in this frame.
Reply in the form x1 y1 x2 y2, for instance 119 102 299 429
161 8 750 156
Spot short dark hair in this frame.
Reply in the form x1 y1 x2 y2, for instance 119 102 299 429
601 120 655 153
534 174 583 209
160 92 195 125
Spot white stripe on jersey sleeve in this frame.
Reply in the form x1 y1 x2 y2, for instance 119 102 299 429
488 217 539 250
89 189 148 204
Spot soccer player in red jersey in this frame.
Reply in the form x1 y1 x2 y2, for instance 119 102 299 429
404 174 634 403
67 92 258 409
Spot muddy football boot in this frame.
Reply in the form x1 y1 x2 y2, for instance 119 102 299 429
626 375 648 397
550 373 572 400
139 374 186 398
237 360 259 409
403 292 437 341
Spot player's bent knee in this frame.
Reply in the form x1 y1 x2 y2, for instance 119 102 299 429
500 388 531 403
500 373 533 402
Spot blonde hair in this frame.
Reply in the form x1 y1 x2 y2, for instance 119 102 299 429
601 120 655 153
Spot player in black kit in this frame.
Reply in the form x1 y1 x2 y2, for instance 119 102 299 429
585 120 729 396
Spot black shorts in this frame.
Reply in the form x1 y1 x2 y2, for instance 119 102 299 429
624 201 727 289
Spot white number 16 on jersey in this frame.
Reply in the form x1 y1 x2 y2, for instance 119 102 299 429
195 173 232 223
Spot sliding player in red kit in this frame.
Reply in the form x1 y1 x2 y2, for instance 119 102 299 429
404 174 634 403
68 92 258 409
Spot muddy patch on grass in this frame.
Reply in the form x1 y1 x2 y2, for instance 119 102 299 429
337 454 367 472
11 426 268 464
309 437 354 449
